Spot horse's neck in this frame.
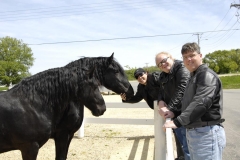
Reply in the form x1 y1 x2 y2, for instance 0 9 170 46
17 68 79 106
71 59 106 85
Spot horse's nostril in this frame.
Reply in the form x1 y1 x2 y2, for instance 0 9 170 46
126 85 134 97
92 109 105 117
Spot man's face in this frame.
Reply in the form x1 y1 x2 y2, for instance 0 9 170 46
182 51 202 72
156 54 174 73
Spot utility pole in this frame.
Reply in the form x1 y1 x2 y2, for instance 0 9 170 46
193 33 202 46
230 3 240 9
230 3 240 22
145 63 149 68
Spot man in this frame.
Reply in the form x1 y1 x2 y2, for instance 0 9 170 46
163 42 226 160
155 52 190 160
120 68 160 109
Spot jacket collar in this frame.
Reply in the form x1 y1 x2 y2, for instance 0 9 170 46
191 64 207 76
169 60 182 74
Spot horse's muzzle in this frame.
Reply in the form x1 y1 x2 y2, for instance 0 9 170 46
125 85 134 98
92 105 106 117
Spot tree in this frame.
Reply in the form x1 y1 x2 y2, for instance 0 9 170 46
0 36 34 86
203 49 239 74
124 65 159 80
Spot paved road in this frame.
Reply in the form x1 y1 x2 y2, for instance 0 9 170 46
222 89 240 160
102 82 240 160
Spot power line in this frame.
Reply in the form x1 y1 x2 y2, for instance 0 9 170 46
203 8 231 39
27 28 240 46
205 21 239 46
0 0 192 22
204 23 239 51
204 13 236 39
166 35 195 52
0 0 189 14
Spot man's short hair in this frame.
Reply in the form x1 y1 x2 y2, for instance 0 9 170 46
181 42 201 54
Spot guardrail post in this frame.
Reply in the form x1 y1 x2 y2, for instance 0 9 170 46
78 119 85 138
166 118 174 160
154 103 166 160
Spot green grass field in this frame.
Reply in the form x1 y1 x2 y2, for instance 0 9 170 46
220 75 240 89
0 87 8 91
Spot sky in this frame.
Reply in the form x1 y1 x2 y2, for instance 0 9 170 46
1 0 240 75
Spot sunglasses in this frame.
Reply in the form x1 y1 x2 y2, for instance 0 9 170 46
157 57 169 67
135 72 144 79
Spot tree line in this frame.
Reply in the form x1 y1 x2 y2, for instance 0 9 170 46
0 36 34 86
0 36 239 85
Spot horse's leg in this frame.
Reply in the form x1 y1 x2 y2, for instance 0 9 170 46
54 103 84 160
20 142 39 160
54 132 74 160
65 133 74 155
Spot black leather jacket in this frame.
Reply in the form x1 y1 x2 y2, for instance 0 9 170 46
123 72 161 109
158 60 190 114
173 64 224 128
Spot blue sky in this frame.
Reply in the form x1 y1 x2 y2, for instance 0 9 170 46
1 0 240 75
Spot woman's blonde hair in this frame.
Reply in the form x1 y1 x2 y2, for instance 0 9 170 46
155 52 174 66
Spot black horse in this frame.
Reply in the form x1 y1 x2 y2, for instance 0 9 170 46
0 53 134 160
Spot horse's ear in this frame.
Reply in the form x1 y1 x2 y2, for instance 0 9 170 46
108 52 114 64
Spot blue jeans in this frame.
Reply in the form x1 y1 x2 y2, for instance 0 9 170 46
174 126 190 160
186 125 226 160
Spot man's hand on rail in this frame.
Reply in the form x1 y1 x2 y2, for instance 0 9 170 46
158 101 168 117
164 110 175 118
163 120 177 130
158 106 169 117
158 100 167 108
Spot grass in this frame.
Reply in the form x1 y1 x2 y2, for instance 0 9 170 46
0 87 8 91
220 75 240 89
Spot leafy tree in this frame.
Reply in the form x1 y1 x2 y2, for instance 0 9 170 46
0 36 34 86
145 66 159 73
233 49 240 71
203 49 239 74
124 65 160 80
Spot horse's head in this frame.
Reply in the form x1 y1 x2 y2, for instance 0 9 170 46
77 67 106 116
102 53 134 98
65 53 134 99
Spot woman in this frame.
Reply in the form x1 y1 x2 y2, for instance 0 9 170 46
120 68 161 109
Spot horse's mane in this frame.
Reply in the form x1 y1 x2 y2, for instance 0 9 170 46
65 56 125 85
9 56 125 105
11 67 87 105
